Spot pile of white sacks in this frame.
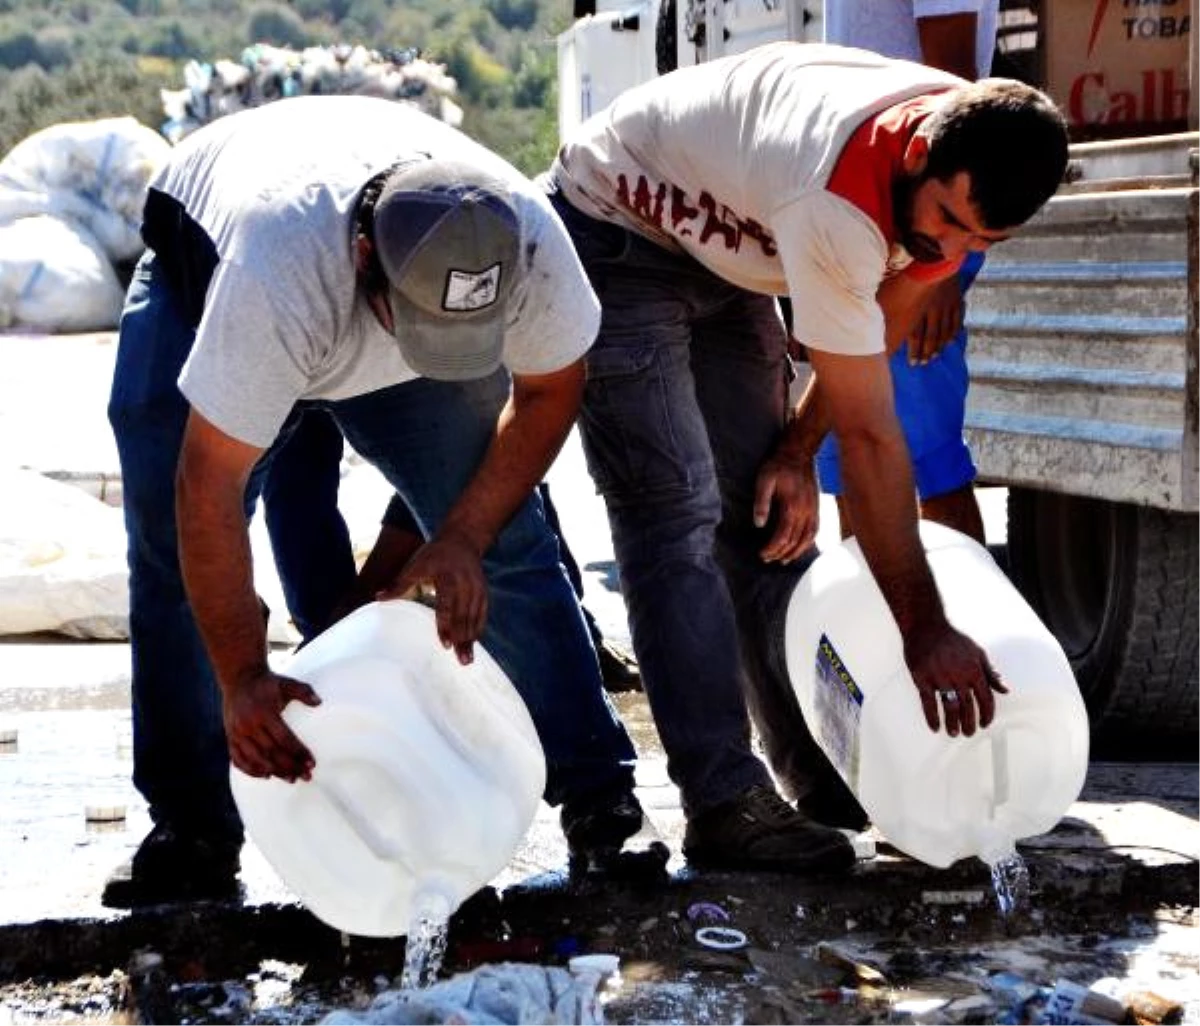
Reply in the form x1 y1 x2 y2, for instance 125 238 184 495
161 42 462 144
0 116 171 332
0 43 460 334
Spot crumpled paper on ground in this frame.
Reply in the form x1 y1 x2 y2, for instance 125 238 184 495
320 963 603 1025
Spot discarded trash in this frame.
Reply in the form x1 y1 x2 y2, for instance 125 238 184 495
686 901 731 923
320 963 603 1025
1036 978 1127 1025
893 995 950 1016
810 986 862 1005
1125 989 1184 1025
745 947 845 988
124 950 175 1025
568 953 621 983
694 926 748 951
815 941 887 985
850 832 877 859
987 971 1044 1024
921 889 987 905
945 995 1000 1021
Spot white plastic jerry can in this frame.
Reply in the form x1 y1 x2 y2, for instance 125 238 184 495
231 600 546 937
784 521 1090 868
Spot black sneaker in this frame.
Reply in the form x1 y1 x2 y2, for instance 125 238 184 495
560 786 645 866
794 777 870 833
683 785 856 873
596 638 643 694
101 822 242 909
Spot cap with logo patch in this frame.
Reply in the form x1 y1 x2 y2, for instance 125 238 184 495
373 158 520 381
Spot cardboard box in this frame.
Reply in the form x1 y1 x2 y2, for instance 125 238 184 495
1043 0 1196 137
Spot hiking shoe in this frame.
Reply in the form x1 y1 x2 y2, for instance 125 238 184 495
101 822 242 909
596 638 642 694
794 778 870 833
683 785 856 873
561 786 645 865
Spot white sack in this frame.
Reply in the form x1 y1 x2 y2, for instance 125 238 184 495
0 215 125 332
0 116 170 262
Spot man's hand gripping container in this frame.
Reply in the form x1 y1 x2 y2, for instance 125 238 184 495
785 522 1090 868
232 600 546 936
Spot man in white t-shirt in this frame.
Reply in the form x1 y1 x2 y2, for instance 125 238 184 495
548 42 1066 873
816 0 1001 552
104 96 641 907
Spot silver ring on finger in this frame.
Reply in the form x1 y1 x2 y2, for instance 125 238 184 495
938 689 960 703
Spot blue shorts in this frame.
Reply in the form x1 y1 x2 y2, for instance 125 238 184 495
815 251 986 501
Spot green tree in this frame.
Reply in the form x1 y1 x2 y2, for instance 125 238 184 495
509 45 551 108
0 28 38 68
143 18 202 59
485 0 537 32
245 2 311 49
0 55 174 158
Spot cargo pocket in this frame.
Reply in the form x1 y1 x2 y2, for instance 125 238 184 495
579 342 699 508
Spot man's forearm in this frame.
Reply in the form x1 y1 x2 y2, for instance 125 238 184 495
838 428 947 638
438 362 584 556
177 469 269 694
776 370 831 463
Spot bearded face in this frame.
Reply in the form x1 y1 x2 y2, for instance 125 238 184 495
891 168 1012 266
892 169 945 264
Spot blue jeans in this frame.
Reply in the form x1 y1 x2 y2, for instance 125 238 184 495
317 379 636 807
550 190 829 816
108 254 358 841
816 251 987 499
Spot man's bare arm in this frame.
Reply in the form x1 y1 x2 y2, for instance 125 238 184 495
805 346 1003 735
177 410 320 780
379 358 586 660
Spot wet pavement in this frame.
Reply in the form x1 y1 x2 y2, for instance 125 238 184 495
1 332 1198 1023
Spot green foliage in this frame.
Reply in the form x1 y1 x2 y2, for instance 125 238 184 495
0 54 175 157
0 0 573 171
485 0 539 32
245 3 312 49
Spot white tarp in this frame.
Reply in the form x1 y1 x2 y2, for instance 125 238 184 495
0 467 303 644
0 467 130 640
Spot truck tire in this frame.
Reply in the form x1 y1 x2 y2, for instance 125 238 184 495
656 0 677 74
1006 489 1198 755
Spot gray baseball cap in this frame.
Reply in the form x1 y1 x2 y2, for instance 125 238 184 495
373 159 520 381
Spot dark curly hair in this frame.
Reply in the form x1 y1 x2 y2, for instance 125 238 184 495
922 79 1069 230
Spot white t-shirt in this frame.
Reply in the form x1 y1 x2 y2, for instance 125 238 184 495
163 95 598 448
824 0 999 78
552 43 959 357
